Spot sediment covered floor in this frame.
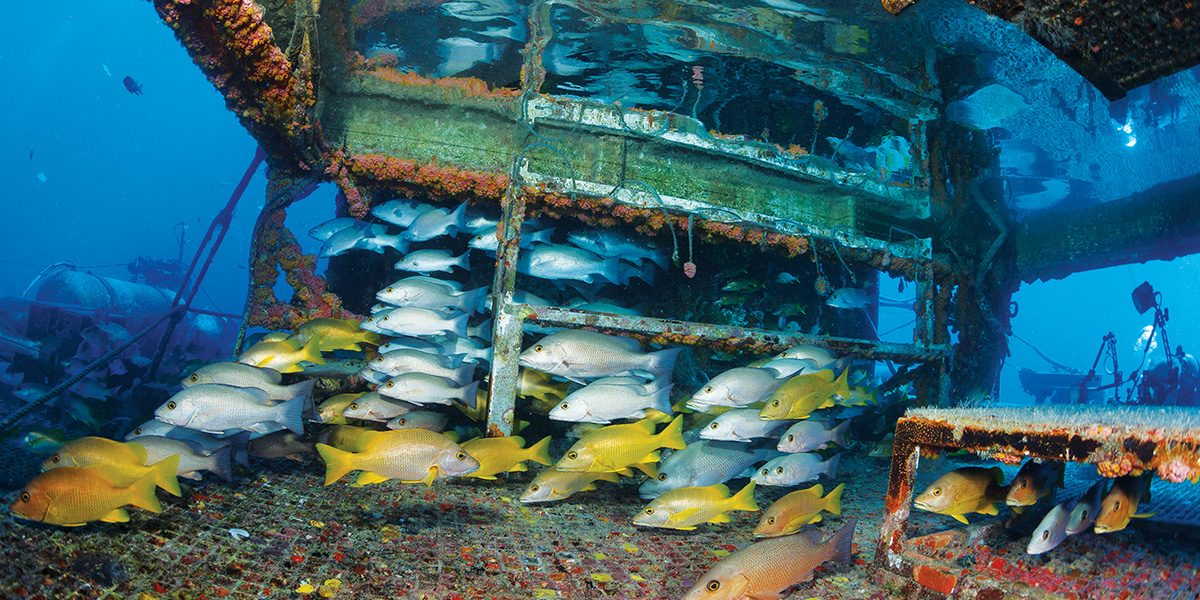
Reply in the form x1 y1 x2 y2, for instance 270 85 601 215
1 453 1197 598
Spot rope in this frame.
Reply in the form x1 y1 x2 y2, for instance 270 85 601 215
0 307 182 433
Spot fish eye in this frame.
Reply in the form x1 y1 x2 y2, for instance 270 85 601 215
133 428 141 435
386 381 395 388
51 454 60 463
1041 530 1050 540
1018 480 1027 488
710 423 719 429
761 468 769 476
1113 501 1121 510
349 403 358 410
772 400 780 407
931 487 942 497
706 580 721 591
1081 510 1089 519
786 435 794 442
567 451 578 460
704 386 712 393
189 374 199 382
166 401 177 410
456 452 466 460
644 508 654 515
767 517 775 524
534 345 544 352
386 287 393 293
560 403 569 410
398 419 408 426
657 473 667 481
530 485 539 492
19 492 30 503
775 467 784 475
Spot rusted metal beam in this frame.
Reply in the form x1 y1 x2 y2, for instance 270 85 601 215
875 418 922 572
510 304 951 362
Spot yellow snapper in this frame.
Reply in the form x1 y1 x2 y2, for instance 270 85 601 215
42 437 181 497
519 468 629 503
518 368 570 412
914 466 1007 524
317 393 364 424
1094 474 1154 534
238 336 325 373
759 369 850 420
633 482 758 530
315 429 479 487
682 519 856 600
1005 460 1064 513
10 466 163 526
459 435 553 479
554 415 685 474
295 318 382 352
753 483 844 538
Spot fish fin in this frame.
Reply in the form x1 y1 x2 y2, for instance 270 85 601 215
443 431 461 443
641 451 662 463
456 249 472 270
421 467 439 487
648 385 674 415
506 463 528 473
287 379 317 417
707 512 731 524
1010 505 1024 515
674 507 702 522
951 513 970 524
453 363 477 385
656 415 686 450
472 474 498 480
823 454 841 479
457 381 481 408
826 518 856 565
989 466 1005 484
784 515 815 533
208 445 235 482
450 311 470 338
1132 512 1156 519
979 502 1000 516
124 441 150 464
526 436 554 466
150 454 182 497
258 366 283 383
100 508 131 523
354 471 390 486
830 420 851 447
276 394 306 434
610 469 633 479
833 368 851 399
179 471 203 481
729 481 759 512
315 443 356 485
580 483 599 492
825 483 845 515
298 336 326 367
227 431 252 467
631 462 658 478
127 469 163 514
645 348 683 380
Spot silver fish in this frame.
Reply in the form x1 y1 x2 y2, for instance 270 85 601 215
405 202 467 241
371 199 434 228
757 358 818 378
638 440 777 499
379 372 479 407
568 300 641 316
752 453 840 486
370 349 475 384
701 408 793 443
394 249 471 274
377 278 483 313
182 362 315 402
154 384 305 437
774 345 839 369
341 392 418 422
320 223 407 257
1066 479 1108 535
687 367 788 410
137 435 234 481
468 225 554 252
378 336 446 355
517 243 624 285
777 420 850 453
565 229 667 269
826 287 871 310
549 377 672 424
518 330 681 384
363 307 469 337
440 334 493 364
361 369 389 385
309 218 363 241
386 410 448 432
1028 503 1071 554
465 213 499 232
125 419 236 457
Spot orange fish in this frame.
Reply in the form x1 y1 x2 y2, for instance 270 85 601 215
10 466 163 526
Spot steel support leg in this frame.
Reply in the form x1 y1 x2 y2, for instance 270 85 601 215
485 169 528 437
875 419 921 572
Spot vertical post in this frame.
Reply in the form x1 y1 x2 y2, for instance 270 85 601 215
485 164 528 437
875 419 921 572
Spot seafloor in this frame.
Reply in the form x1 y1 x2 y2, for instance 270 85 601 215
2 452 1197 599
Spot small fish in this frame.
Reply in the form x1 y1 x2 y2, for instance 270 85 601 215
465 213 499 232
753 483 844 537
377 278 486 313
378 373 479 408
517 243 626 285
1066 479 1108 535
468 225 554 252
1006 460 1064 513
22 429 65 454
826 287 882 310
520 469 623 503
517 368 570 411
752 453 839 486
759 369 850 421
10 466 162 526
568 300 642 316
701 408 792 443
386 410 448 432
249 430 314 461
459 435 553 480
362 307 469 338
136 435 234 481
154 384 305 437
556 415 685 474
549 377 672 424
341 392 417 422
122 75 143 95
565 229 667 269
721 279 764 294
125 419 233 456
394 249 471 274
638 440 776 499
315 429 478 486
308 218 362 242
518 330 681 384
237 337 324 373
183 362 315 402
634 482 759 530
1027 502 1071 555
378 335 448 355
70 378 110 402
370 349 474 384
682 519 856 600
1094 474 1155 534
771 345 839 369
913 466 1008 524
775 272 801 285
320 223 406 257
687 367 789 410
777 420 850 453
405 201 467 241
316 393 362 424
295 318 383 352
13 382 49 403
371 199 433 228
43 437 182 497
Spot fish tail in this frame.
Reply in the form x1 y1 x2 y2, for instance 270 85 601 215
287 379 317 420
456 249 472 270
463 286 490 313
227 431 252 467
729 481 759 512
315 443 356 485
823 454 842 479
656 415 686 450
831 420 851 447
450 312 470 338
825 518 857 564
444 352 467 369
825 482 845 515
208 445 235 482
277 394 306 434
533 227 556 244
648 383 673 414
128 469 164 514
151 454 182 497
645 347 682 379
299 336 326 366
457 381 481 409
453 363 477 385
526 435 554 466
834 367 851 399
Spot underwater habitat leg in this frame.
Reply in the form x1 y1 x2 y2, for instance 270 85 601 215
875 419 921 573
485 165 528 437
